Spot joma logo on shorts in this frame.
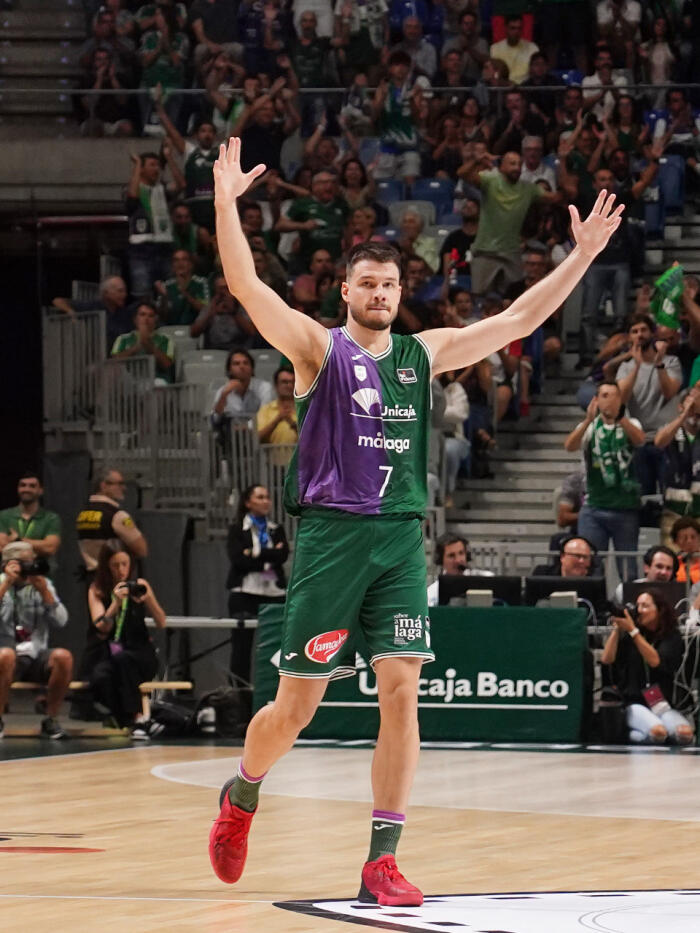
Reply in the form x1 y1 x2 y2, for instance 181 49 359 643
305 629 349 664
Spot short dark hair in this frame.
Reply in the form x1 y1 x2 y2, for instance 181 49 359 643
436 532 469 566
274 366 294 384
671 516 700 543
596 380 620 394
18 471 42 484
505 13 522 23
628 312 655 332
225 347 255 373
139 151 160 164
346 242 402 279
388 50 411 68
643 545 679 576
194 118 215 133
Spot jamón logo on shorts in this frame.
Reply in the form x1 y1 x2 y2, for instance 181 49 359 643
305 629 349 664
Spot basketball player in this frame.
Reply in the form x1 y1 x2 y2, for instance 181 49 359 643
209 137 624 905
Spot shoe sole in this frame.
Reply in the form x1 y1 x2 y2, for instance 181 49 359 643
219 775 237 808
357 879 423 907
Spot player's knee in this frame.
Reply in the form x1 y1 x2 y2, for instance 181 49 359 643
649 724 667 743
0 647 16 675
378 681 418 723
273 697 318 733
49 648 73 675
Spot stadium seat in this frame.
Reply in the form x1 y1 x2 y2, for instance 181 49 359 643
387 199 436 228
376 226 400 240
158 326 199 376
181 349 228 385
552 69 583 85
438 211 462 226
71 280 100 302
643 109 666 136
250 348 282 384
411 178 455 218
657 155 685 213
375 179 406 206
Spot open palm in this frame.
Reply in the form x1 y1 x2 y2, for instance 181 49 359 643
213 137 267 205
569 189 625 260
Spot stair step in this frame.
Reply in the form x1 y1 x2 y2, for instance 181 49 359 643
492 460 577 474
448 507 552 522
532 394 580 406
499 418 576 434
16 0 82 9
457 489 553 505
459 476 570 491
451 521 555 540
531 404 583 418
497 434 568 450
0 40 80 65
0 10 84 33
0 97 73 115
490 447 577 462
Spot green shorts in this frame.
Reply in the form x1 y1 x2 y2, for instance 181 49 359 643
279 510 434 680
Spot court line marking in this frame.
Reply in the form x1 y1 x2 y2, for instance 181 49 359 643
0 893 275 905
0 746 152 766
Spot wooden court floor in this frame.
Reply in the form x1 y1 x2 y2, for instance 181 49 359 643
3 741 700 932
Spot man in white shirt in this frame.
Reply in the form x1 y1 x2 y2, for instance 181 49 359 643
211 347 275 423
427 533 494 606
596 0 641 71
490 15 539 85
519 135 556 188
582 46 627 121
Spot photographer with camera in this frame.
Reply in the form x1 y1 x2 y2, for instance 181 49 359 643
0 542 72 739
87 540 166 736
601 588 694 745
565 381 645 579
616 313 682 496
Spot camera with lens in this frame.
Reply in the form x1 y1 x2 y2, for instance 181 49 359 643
125 581 147 598
2 557 50 579
624 602 638 621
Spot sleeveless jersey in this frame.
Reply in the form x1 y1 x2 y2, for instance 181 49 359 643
284 326 432 517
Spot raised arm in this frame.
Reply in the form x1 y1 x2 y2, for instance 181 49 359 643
214 138 329 393
420 190 625 374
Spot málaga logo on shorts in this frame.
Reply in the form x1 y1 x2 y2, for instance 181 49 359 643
397 368 417 384
305 629 349 664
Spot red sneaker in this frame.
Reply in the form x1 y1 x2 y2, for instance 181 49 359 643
358 854 423 906
208 778 256 883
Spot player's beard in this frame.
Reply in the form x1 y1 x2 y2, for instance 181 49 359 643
347 303 397 332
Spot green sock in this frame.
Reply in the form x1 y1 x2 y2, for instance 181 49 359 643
367 810 405 862
227 765 265 812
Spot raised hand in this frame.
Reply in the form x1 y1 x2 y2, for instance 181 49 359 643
213 138 266 206
568 190 624 260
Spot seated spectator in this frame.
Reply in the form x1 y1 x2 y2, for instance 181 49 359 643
239 199 278 255
87 541 166 734
427 532 494 606
439 371 470 507
102 0 136 39
396 209 440 274
249 245 288 303
519 135 556 188
459 95 489 144
442 9 489 84
126 151 180 301
153 94 218 233
491 89 546 157
440 198 478 281
564 382 645 579
156 249 210 326
111 302 176 385
672 516 700 585
289 9 345 135
655 389 700 545
617 313 682 495
138 6 190 135
257 368 298 448
212 348 275 425
653 87 700 164
190 0 243 75
371 51 422 184
480 294 520 422
533 535 598 577
553 469 586 543
171 202 213 274
431 114 466 181
391 15 437 79
613 545 680 605
443 288 478 327
432 49 475 116
519 51 565 126
0 542 72 739
78 4 136 81
338 158 376 213
76 468 148 576
581 46 627 122
601 589 693 745
78 47 134 138
606 93 649 156
547 83 584 151
292 248 335 315
345 206 384 250
0 473 61 559
226 484 289 687
490 14 539 85
52 275 133 355
136 1 187 34
396 254 438 332
276 171 349 273
595 0 641 72
202 50 247 136
192 274 258 349
538 0 589 75
231 75 301 176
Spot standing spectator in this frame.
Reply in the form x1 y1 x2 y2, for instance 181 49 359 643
289 10 344 134
257 368 299 446
458 150 557 296
192 274 258 350
439 197 479 279
0 473 61 559
292 0 335 38
76 467 148 575
87 541 166 733
231 77 301 175
439 371 470 507
202 50 247 136
276 172 349 271
111 302 176 384
138 5 190 135
78 5 136 80
639 17 676 109
0 542 72 740
616 314 682 495
125 151 180 301
156 249 210 326
51 276 134 355
171 202 213 273
154 91 218 232
237 0 291 77
390 15 437 80
564 381 645 578
595 0 641 71
371 51 422 184
226 484 289 688
334 0 389 85
338 158 375 212
442 9 490 83
489 14 539 85
211 348 275 425
654 389 700 545
538 0 590 75
190 0 243 74
582 46 627 122
78 47 134 138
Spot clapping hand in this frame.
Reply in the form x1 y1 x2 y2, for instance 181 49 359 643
568 190 624 260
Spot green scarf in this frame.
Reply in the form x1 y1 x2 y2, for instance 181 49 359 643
590 415 639 493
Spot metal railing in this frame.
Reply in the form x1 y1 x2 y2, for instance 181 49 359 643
42 309 105 427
